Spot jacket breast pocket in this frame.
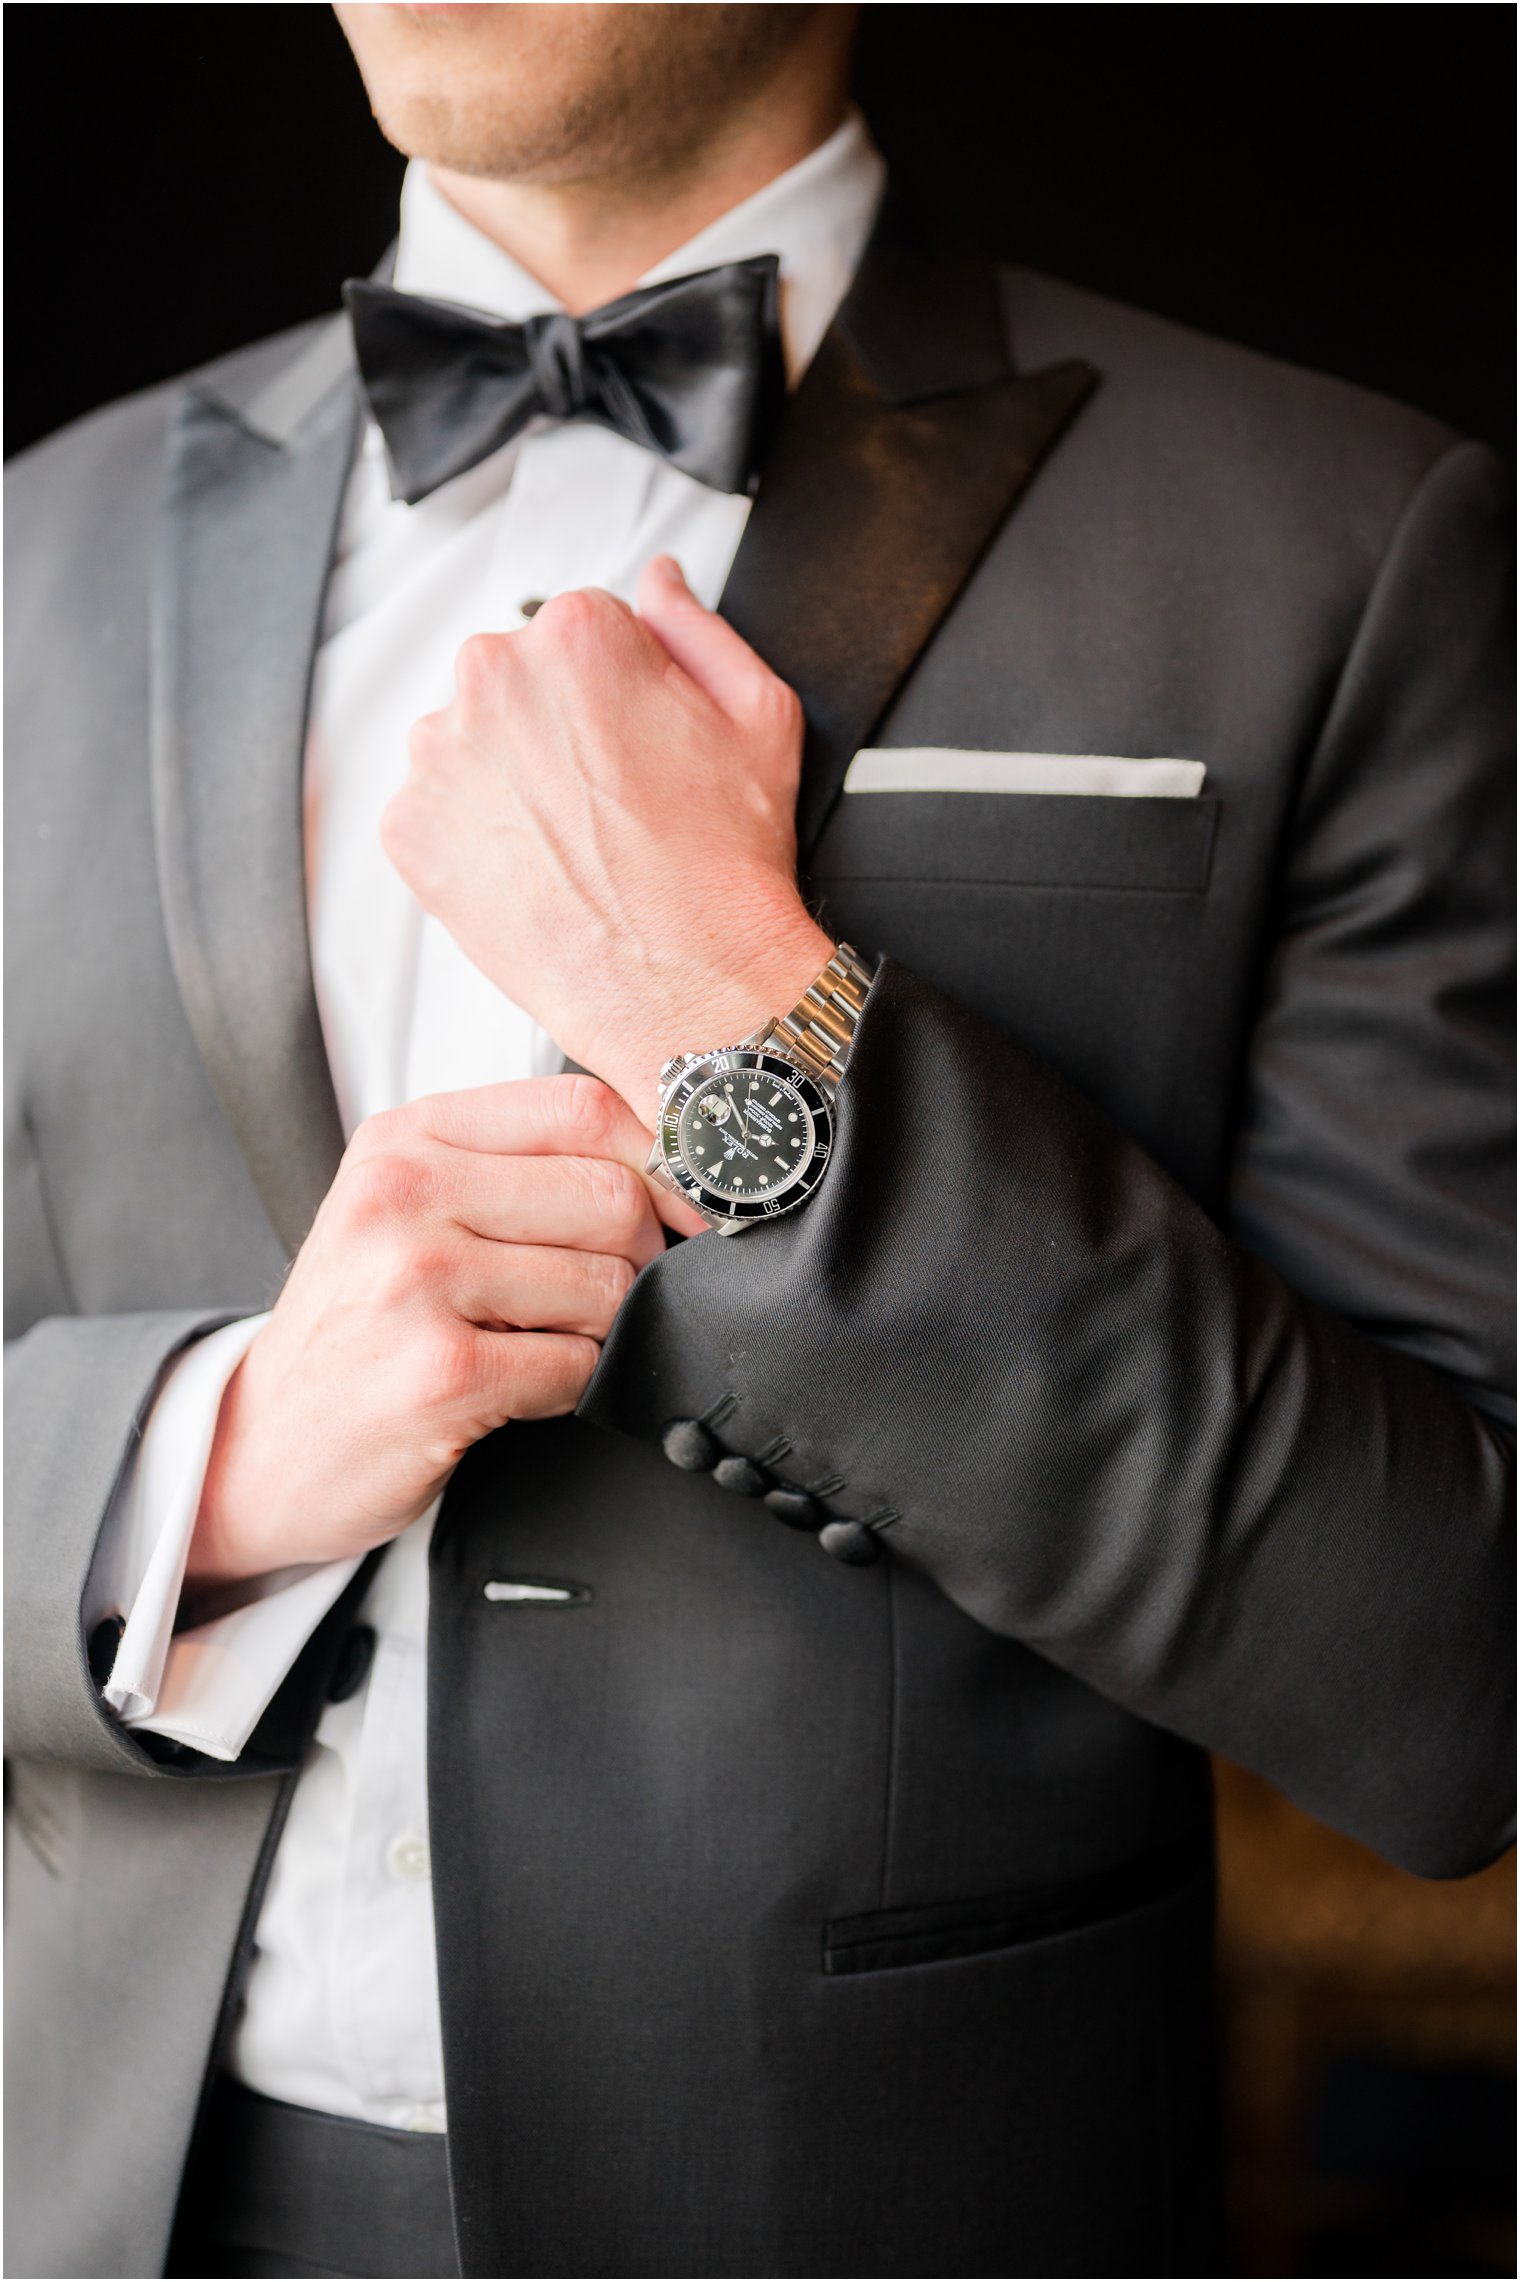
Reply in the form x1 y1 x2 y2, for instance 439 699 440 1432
823 1844 1210 1976
807 789 1219 897
802 789 1232 1196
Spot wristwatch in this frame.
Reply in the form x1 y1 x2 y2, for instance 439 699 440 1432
646 943 873 1235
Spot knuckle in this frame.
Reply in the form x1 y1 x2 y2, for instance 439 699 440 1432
559 1072 620 1152
583 1249 635 1321
370 1235 452 1316
749 672 803 738
453 629 510 698
338 1148 434 1229
533 588 601 643
585 1155 644 1242
348 1107 409 1157
398 1235 455 1292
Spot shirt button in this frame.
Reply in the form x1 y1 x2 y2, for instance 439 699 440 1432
386 1829 431 1883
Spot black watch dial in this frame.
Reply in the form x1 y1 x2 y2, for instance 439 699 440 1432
660 1051 833 1222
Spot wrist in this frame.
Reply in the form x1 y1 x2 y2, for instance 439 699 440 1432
601 913 836 1123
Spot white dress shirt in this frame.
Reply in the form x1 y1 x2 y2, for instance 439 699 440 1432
90 117 885 2132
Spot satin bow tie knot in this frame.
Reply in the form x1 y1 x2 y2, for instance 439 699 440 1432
524 312 591 421
343 255 785 506
521 311 661 458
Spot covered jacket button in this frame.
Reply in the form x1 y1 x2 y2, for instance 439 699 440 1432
662 1418 719 1471
764 1486 822 1531
713 1453 770 1497
819 1519 882 1566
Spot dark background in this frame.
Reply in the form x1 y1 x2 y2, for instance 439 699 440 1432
5 2 1514 460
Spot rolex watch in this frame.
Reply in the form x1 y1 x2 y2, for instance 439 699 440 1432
646 943 873 1235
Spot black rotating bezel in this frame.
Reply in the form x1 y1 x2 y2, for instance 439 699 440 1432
659 1049 834 1223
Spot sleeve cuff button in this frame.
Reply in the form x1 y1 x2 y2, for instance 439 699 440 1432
712 1453 770 1497
819 1519 883 1566
662 1418 720 1471
764 1486 822 1530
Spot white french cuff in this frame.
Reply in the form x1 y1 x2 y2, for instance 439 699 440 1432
101 1313 361 1763
843 748 1207 797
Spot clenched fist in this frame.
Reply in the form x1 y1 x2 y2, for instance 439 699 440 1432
381 555 835 1125
188 1076 691 1588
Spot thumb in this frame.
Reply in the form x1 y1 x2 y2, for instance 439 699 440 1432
636 555 775 721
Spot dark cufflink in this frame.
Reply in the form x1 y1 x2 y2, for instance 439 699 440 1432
87 1613 127 1688
327 1623 377 1704
662 1418 720 1471
712 1453 771 1496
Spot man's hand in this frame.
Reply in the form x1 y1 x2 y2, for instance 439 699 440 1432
188 1077 683 1589
382 557 835 1124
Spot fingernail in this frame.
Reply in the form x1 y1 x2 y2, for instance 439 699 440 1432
651 555 683 585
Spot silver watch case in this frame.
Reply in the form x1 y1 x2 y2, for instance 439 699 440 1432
655 1048 835 1231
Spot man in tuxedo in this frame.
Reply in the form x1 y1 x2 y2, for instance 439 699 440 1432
5 4 1513 2276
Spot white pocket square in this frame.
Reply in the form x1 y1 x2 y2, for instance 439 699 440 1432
843 749 1207 798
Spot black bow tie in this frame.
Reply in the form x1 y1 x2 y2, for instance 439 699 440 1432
343 255 786 506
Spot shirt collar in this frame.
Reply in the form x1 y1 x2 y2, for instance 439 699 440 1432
391 109 886 386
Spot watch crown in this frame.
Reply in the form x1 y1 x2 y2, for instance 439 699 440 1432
658 1055 688 1089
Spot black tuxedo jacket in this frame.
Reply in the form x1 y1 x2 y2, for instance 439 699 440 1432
5 197 1514 2278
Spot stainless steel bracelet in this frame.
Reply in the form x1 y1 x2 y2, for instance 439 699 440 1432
648 942 873 1234
749 942 873 1092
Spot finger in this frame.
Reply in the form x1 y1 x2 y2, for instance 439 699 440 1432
454 1239 637 1342
351 1075 652 1173
447 1152 666 1272
652 1186 712 1239
635 555 778 721
474 1328 602 1423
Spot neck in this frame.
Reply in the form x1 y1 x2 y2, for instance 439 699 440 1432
429 92 851 316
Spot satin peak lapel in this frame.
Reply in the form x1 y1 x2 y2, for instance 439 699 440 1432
721 197 1098 858
151 318 358 1258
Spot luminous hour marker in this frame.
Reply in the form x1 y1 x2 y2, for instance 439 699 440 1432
769 1092 781 1106
788 1113 798 1123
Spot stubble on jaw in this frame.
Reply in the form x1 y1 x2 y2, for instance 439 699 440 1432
351 3 836 191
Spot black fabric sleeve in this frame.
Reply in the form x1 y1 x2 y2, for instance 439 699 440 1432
582 441 1515 1880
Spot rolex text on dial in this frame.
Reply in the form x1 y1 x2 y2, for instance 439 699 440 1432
658 1051 834 1226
